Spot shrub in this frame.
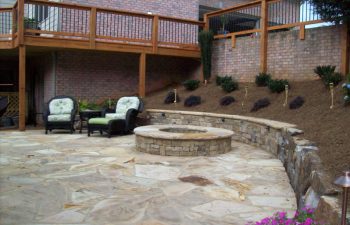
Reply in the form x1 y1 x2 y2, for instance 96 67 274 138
251 98 270 112
289 96 305 110
184 96 201 107
314 65 336 78
255 73 271 87
342 73 350 105
198 30 214 80
164 91 180 104
183 80 200 91
221 78 239 93
246 207 324 225
314 65 342 87
220 96 235 106
323 72 342 87
268 79 289 93
216 75 232 86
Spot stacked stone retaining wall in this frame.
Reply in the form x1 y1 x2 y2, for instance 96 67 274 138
146 109 343 224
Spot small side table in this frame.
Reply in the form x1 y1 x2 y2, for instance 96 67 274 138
79 110 102 133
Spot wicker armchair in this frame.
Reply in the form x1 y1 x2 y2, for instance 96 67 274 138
43 95 78 134
88 96 143 138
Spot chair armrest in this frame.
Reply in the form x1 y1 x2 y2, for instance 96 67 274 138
70 108 77 122
42 103 49 122
125 108 139 132
102 108 115 117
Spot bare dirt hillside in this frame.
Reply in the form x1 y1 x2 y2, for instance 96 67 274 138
143 79 350 178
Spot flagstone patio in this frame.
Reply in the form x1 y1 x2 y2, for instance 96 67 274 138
0 130 297 225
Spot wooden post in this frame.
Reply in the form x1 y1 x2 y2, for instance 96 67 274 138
139 53 146 98
152 16 159 54
17 0 24 45
12 7 16 47
19 45 26 131
204 14 209 31
90 7 97 49
260 0 268 73
299 24 305 40
231 35 236 48
341 23 349 75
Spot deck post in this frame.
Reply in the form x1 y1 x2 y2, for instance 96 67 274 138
12 7 17 47
341 23 349 75
18 0 24 45
260 0 268 73
139 53 146 98
90 7 97 49
152 16 159 54
299 25 305 40
19 45 26 131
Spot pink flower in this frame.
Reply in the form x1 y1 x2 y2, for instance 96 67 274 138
278 212 287 219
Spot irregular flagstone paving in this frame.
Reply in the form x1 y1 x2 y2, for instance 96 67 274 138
0 130 297 225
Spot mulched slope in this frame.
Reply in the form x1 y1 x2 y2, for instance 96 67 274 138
143 80 350 178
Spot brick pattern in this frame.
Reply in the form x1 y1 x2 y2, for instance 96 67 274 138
64 0 199 20
199 0 253 8
212 25 342 81
55 51 200 103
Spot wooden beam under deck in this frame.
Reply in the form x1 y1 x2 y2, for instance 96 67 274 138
0 41 13 49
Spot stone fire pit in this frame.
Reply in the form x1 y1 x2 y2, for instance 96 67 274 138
134 125 233 156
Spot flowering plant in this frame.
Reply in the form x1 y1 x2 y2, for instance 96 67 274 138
246 207 328 225
342 73 350 105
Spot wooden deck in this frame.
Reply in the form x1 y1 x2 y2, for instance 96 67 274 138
0 0 205 57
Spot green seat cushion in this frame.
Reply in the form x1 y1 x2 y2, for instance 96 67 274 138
88 118 111 125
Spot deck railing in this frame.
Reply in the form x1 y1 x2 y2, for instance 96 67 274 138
0 0 205 51
205 0 323 39
0 7 15 40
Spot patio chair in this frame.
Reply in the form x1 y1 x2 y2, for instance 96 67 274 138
43 95 78 134
0 96 9 118
88 96 144 138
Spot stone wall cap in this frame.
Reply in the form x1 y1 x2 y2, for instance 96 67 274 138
134 124 234 140
147 109 296 130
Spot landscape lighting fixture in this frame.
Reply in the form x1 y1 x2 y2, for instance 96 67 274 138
334 171 350 225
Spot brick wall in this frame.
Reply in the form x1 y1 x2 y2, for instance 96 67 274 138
64 0 199 20
212 25 342 81
55 51 200 103
199 0 252 8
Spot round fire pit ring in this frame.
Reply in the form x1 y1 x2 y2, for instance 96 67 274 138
134 125 233 156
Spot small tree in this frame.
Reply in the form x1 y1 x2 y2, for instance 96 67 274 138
198 30 214 81
302 0 350 24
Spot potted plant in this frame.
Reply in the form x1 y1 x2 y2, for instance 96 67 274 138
24 17 39 30
218 15 229 35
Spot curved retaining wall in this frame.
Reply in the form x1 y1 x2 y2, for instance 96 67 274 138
146 109 342 224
